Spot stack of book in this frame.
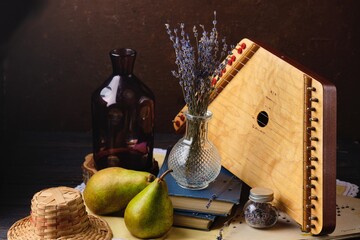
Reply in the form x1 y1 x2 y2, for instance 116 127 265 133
158 149 243 230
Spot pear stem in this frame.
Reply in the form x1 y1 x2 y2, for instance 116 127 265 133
159 169 173 181
147 174 156 182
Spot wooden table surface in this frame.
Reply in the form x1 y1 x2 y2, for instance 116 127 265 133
0 132 359 239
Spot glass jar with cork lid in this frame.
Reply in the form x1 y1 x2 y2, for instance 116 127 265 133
243 187 278 228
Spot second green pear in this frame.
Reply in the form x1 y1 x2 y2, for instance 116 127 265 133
124 169 173 239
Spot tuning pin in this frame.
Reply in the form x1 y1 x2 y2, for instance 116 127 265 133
307 87 316 92
307 126 316 131
309 97 319 102
211 77 217 87
306 165 316 170
173 120 180 127
231 55 236 62
309 196 318 201
307 107 316 112
306 224 316 229
306 184 316 189
309 156 318 161
309 137 319 141
306 204 315 209
307 146 316 151
309 176 318 181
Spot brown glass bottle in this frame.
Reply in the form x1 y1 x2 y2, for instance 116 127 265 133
91 48 156 172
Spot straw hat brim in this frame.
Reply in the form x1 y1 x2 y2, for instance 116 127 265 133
7 214 112 240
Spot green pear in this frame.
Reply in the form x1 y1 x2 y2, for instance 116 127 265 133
124 169 174 239
84 167 155 215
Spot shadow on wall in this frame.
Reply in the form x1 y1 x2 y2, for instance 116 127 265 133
0 1 46 45
0 0 46 179
1 0 47 129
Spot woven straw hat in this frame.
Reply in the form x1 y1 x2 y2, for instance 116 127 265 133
7 186 112 240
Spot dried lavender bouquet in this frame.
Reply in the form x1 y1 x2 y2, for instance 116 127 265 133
165 11 229 117
165 12 230 189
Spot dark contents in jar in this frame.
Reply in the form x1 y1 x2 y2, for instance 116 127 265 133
244 201 278 228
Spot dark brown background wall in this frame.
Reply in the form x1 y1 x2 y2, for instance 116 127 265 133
1 0 359 138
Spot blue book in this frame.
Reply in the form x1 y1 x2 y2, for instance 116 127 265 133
173 210 217 231
159 148 243 216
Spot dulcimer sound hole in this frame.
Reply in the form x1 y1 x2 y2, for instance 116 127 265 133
257 111 269 127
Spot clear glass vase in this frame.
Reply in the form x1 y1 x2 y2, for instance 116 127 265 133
168 110 221 190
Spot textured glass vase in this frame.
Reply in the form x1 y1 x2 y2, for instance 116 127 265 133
168 110 221 190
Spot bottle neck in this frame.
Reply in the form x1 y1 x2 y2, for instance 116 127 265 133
110 48 136 76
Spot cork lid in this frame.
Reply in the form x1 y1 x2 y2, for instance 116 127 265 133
249 187 274 203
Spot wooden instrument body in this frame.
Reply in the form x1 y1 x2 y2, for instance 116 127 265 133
173 38 336 235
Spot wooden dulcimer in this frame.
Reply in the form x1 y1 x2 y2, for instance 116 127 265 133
172 38 337 235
